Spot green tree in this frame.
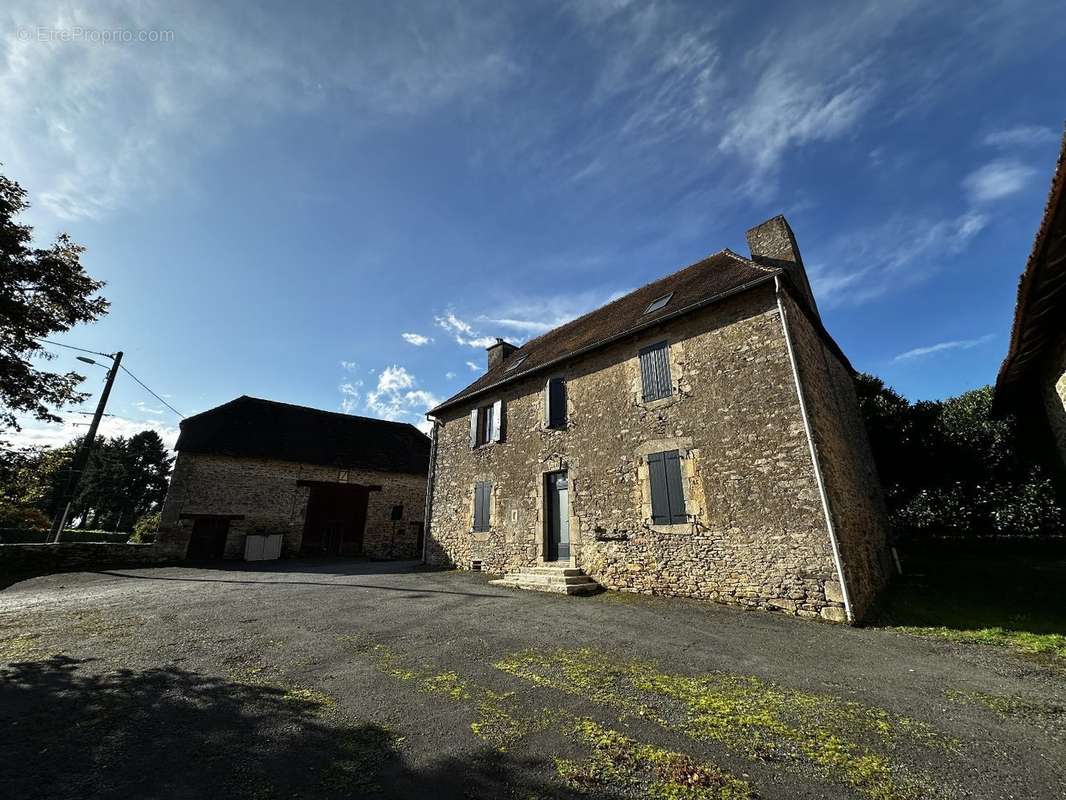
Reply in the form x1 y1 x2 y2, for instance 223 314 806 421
0 171 109 432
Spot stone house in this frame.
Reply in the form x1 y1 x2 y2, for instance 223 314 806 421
995 130 1066 481
157 396 429 560
424 215 892 623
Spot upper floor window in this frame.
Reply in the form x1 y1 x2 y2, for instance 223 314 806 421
469 400 503 447
639 340 672 402
648 449 687 525
473 481 492 532
545 377 567 429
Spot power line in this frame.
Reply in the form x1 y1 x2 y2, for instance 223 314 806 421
119 364 184 419
36 339 113 358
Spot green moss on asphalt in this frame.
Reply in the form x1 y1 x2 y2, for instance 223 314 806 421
496 647 944 800
557 718 752 800
892 625 1066 660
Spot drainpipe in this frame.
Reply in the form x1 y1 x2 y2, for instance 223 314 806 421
774 277 855 624
421 418 439 564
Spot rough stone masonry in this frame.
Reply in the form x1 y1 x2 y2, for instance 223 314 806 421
424 216 892 623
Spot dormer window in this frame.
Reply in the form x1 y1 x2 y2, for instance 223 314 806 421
643 292 673 315
505 355 527 372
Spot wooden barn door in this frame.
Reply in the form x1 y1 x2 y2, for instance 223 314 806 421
302 484 369 556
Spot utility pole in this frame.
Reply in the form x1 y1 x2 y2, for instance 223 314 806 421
48 351 123 543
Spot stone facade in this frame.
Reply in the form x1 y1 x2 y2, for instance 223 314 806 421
158 453 427 560
426 279 891 623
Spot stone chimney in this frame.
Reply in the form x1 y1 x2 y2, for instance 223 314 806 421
486 337 518 370
746 215 819 316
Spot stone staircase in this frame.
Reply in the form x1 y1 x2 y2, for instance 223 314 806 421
489 563 601 596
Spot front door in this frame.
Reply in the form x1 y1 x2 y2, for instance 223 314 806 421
545 470 570 562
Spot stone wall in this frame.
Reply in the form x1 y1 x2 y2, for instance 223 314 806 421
158 454 426 560
1041 330 1066 469
428 284 860 621
778 289 892 621
0 542 173 576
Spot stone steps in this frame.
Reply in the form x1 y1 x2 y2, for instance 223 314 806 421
489 563 601 596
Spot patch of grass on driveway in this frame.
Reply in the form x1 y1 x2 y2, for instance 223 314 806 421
875 549 1066 663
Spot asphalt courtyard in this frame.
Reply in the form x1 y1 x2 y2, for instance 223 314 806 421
1 559 1063 800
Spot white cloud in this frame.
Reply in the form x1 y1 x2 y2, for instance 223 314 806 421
5 413 179 451
133 400 164 416
983 125 1059 148
338 380 362 414
0 1 518 221
445 371 456 379
466 361 481 372
340 360 358 371
401 332 433 346
434 311 500 349
809 211 987 307
964 159 1037 203
364 364 439 424
893 334 995 362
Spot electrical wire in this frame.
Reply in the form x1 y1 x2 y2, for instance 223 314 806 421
119 364 184 418
36 339 114 358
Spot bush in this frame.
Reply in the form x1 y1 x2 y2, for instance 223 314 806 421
0 528 133 544
130 512 160 544
856 376 1064 539
0 503 50 530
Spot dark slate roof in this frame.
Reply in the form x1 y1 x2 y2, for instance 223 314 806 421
176 396 430 475
995 127 1066 407
430 249 784 414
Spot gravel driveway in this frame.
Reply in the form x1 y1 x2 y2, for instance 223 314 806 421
1 559 1063 800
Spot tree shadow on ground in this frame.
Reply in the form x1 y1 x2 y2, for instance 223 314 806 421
873 548 1066 651
0 656 594 800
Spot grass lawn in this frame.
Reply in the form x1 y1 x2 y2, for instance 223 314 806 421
874 546 1066 662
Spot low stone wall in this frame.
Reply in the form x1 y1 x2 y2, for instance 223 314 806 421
0 542 177 577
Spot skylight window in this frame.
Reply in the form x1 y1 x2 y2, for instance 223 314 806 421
505 355 527 372
643 292 673 315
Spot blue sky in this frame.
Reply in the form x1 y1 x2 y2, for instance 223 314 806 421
3 0 1064 449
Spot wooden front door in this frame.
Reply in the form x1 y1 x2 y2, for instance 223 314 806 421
545 471 570 562
301 484 369 556
186 517 230 560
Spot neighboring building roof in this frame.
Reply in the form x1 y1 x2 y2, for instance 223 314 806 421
430 248 841 415
176 396 430 474
995 128 1066 407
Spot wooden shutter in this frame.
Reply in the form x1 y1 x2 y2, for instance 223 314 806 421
490 399 503 442
473 482 491 531
663 450 687 523
647 451 670 524
469 409 478 448
548 378 566 428
639 341 671 402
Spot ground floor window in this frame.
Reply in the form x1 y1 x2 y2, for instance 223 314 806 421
473 481 492 531
648 449 687 524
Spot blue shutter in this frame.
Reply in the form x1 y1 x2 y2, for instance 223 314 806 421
664 450 687 523
639 341 671 401
647 451 670 524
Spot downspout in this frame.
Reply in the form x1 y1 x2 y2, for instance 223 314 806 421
421 418 439 565
775 277 855 623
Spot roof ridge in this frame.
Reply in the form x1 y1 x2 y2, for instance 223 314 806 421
202 395 424 433
504 249 749 358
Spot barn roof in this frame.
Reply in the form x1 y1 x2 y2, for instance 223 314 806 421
176 396 430 475
430 248 840 415
995 128 1066 408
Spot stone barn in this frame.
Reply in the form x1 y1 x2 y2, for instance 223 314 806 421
158 396 430 560
423 215 892 624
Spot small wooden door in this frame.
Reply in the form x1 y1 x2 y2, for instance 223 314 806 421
545 471 570 561
186 517 230 560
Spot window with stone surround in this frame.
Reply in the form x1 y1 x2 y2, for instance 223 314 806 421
647 449 687 524
639 340 672 402
469 400 503 447
473 481 492 532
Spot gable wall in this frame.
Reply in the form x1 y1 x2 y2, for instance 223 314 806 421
778 289 893 621
158 453 426 560
427 285 859 621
